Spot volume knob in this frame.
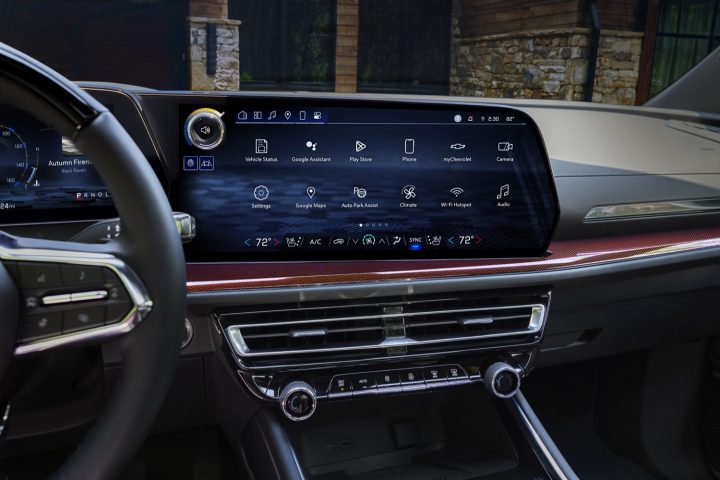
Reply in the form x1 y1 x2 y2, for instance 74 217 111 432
279 381 317 421
184 108 225 150
484 362 521 399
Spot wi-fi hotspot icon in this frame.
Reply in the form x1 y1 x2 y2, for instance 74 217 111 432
450 187 464 197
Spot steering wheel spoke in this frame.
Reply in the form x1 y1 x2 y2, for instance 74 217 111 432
0 232 152 355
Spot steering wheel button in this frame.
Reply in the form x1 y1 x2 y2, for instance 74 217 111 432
20 312 62 341
63 307 105 333
18 263 63 289
106 302 131 324
61 264 103 286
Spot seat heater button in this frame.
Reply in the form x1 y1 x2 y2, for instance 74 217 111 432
63 307 105 333
61 265 104 286
20 312 62 341
423 366 448 383
18 263 63 289
447 365 468 381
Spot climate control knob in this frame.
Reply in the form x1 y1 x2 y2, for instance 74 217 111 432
484 362 521 398
279 381 317 421
184 108 225 150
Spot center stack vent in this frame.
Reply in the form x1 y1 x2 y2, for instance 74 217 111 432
219 290 549 369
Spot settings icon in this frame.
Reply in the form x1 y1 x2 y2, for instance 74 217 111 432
253 185 270 201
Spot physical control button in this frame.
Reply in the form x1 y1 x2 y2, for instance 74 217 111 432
279 381 317 421
399 369 426 392
350 373 377 395
447 365 467 381
61 264 104 286
106 302 131 324
63 306 105 333
103 268 130 303
328 375 352 397
20 312 62 341
423 366 448 383
18 263 63 289
185 108 226 150
375 371 401 390
20 290 42 313
484 362 521 399
399 369 424 384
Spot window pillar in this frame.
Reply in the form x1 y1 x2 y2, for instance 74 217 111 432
188 0 241 90
335 0 359 93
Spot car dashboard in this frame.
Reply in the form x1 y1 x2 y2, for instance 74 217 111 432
3 86 720 477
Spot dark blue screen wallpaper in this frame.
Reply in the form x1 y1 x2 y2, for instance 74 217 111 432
178 102 558 260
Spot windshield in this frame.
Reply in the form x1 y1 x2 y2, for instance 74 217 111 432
0 0 717 105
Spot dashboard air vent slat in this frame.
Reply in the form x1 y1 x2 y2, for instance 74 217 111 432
220 292 548 364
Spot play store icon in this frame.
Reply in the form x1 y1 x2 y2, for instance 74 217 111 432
355 140 366 152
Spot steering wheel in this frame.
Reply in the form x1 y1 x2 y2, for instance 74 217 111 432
0 44 186 479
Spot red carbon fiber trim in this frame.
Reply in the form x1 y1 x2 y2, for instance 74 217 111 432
186 228 720 292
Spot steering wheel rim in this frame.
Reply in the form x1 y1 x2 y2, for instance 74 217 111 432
0 42 187 479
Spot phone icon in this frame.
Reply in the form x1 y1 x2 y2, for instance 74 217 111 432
404 138 415 155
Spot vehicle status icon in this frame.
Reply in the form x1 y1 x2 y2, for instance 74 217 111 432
255 138 268 154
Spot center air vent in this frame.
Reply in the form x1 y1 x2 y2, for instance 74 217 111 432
220 291 549 367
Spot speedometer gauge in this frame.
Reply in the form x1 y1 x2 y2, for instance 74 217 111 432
0 124 40 189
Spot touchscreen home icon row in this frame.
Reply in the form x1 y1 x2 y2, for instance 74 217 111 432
236 110 325 123
246 184 512 203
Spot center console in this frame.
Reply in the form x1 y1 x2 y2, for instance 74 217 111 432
166 97 569 478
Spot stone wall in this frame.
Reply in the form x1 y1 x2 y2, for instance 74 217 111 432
187 0 240 91
450 26 643 105
188 17 241 91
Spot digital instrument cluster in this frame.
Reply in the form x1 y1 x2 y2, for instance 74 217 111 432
177 100 559 260
0 105 113 223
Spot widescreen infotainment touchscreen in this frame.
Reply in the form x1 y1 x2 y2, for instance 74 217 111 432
177 101 558 260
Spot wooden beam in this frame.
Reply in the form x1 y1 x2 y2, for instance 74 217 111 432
636 0 660 104
335 0 358 93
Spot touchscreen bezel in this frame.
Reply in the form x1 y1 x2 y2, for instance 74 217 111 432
173 97 560 262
